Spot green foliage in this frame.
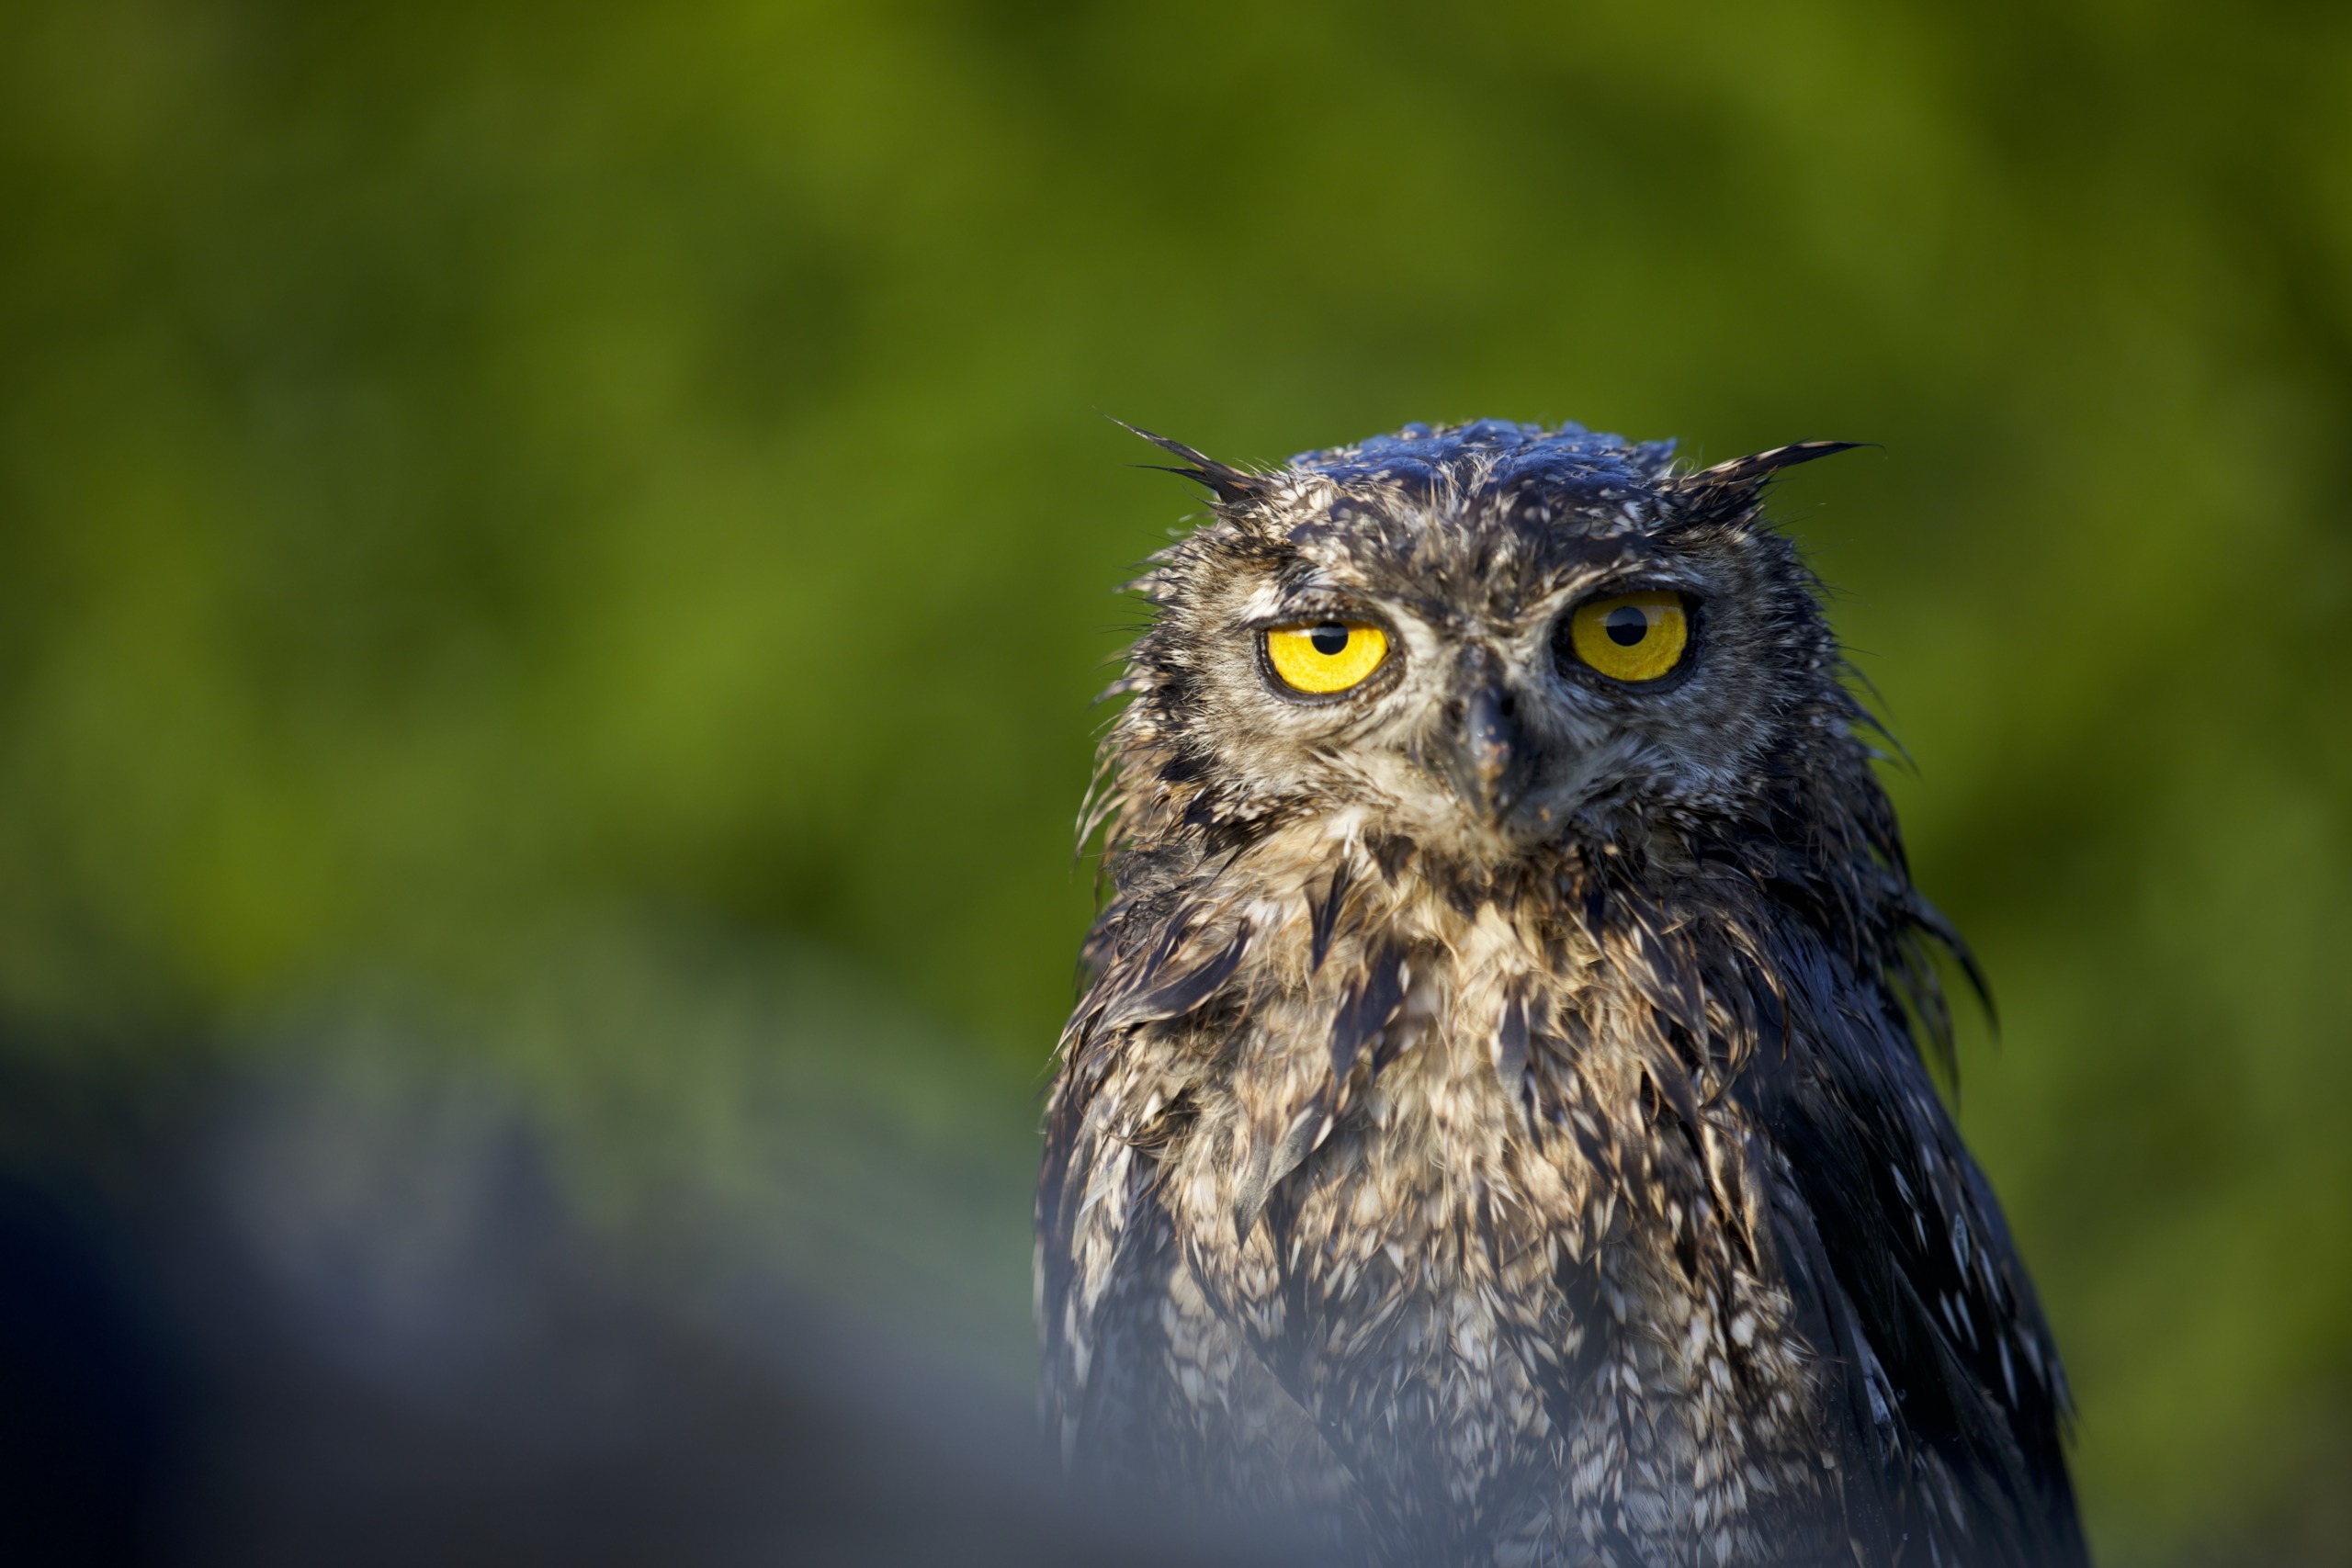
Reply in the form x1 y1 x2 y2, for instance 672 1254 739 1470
4 1 2350 1559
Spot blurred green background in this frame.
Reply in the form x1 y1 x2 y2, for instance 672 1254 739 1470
4 1 2350 1562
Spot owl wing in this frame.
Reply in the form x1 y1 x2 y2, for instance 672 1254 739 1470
1039 895 1360 1534
1036 1006 1181 1479
1035 898 1257 1485
1739 923 2089 1568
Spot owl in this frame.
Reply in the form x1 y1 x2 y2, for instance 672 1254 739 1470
1035 420 2087 1568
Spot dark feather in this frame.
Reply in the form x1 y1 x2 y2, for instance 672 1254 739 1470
1679 439 1868 491
1306 860 1353 975
1327 941 1410 1083
1114 420 1269 505
1490 988 1532 1117
1662 440 1870 528
1102 919 1252 1030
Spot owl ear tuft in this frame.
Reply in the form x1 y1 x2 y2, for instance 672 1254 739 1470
1662 441 1869 525
1114 420 1270 506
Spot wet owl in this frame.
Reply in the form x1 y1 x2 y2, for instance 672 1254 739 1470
1036 420 2086 1568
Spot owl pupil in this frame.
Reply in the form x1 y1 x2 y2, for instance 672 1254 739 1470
1604 607 1649 647
1310 625 1350 656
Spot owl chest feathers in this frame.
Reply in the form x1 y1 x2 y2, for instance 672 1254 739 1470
1056 824 1838 1558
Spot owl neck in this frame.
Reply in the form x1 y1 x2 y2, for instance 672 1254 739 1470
1086 758 1935 1094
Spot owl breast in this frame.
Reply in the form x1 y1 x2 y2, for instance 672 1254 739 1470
1114 847 1840 1567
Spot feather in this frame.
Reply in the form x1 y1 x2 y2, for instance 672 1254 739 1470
1306 858 1353 975
1101 919 1251 1030
1660 440 1870 530
1490 987 1532 1117
1112 419 1268 505
1231 1100 1325 1243
1327 940 1410 1083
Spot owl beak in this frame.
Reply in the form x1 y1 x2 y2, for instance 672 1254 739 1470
1440 650 1528 824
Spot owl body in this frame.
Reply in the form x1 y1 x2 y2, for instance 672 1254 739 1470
1038 422 2086 1568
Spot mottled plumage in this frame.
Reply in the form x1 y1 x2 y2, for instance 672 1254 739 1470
1037 420 2086 1567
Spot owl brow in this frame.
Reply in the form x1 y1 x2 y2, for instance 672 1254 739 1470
1255 582 1370 624
1542 547 1695 600
1562 571 1702 605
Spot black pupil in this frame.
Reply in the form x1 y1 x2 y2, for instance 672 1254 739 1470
1604 606 1650 647
1309 625 1350 656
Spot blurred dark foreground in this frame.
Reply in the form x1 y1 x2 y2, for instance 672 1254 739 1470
0 921 1327 1568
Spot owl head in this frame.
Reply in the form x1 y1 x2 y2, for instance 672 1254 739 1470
1104 419 1868 865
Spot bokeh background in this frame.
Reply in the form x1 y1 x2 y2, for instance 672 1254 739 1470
4 2 2350 1562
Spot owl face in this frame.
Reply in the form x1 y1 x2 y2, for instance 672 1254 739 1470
1130 423 1844 857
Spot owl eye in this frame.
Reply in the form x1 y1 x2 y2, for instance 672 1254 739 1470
1264 621 1390 695
1566 592 1690 682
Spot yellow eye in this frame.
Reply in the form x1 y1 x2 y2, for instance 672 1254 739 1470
1264 622 1389 695
1568 592 1690 682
